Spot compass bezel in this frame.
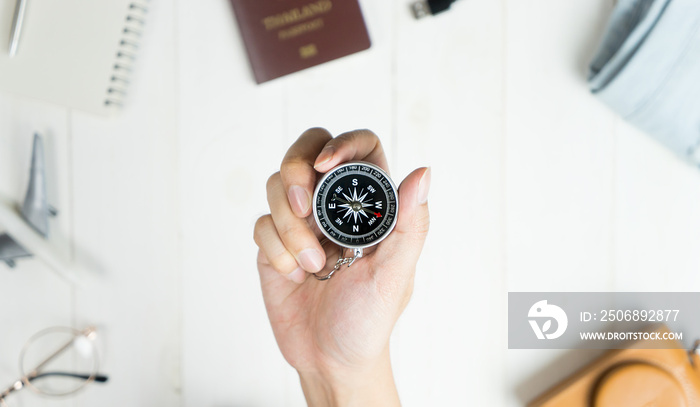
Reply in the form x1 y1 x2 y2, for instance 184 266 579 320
312 161 399 250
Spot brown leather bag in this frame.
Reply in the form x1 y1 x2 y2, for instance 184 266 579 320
528 325 700 407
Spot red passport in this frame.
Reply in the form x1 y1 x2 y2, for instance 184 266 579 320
230 0 371 83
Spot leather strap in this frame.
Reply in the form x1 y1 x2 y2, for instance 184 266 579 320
594 363 686 407
528 326 700 407
691 342 700 376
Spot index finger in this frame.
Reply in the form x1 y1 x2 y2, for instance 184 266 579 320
313 129 389 175
281 128 333 218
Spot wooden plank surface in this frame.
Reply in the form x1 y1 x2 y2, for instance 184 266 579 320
0 0 699 405
393 0 506 405
504 1 617 405
614 119 700 291
176 0 288 405
69 1 181 405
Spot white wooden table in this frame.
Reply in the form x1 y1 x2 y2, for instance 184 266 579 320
1 0 699 405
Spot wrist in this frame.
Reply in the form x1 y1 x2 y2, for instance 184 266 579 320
298 347 400 407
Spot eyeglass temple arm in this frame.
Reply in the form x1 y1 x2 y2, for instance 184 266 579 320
30 372 109 383
0 380 23 400
0 372 109 401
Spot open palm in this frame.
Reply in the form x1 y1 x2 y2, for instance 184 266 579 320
258 243 411 373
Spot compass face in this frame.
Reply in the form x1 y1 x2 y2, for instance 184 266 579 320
313 162 398 248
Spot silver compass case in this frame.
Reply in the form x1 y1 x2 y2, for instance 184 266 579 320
313 161 399 251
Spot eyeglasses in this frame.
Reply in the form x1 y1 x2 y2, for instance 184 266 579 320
0 326 108 406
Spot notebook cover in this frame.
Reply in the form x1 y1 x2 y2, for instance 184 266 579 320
229 0 371 83
0 0 147 116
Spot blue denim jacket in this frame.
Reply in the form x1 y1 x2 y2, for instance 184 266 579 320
589 0 700 167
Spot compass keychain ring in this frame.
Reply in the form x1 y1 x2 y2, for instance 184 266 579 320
312 161 399 280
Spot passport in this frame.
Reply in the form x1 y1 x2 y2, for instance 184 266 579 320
230 0 371 83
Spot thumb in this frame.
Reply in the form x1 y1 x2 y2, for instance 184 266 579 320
374 167 431 271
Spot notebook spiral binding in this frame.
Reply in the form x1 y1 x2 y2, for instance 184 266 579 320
105 1 150 107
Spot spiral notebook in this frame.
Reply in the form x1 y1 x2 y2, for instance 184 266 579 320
0 0 149 116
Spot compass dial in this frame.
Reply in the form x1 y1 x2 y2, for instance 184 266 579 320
313 162 398 248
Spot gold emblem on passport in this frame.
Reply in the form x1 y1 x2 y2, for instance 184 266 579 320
299 44 318 59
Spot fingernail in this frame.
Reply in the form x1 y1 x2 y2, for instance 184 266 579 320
418 167 431 205
298 249 324 272
315 146 335 169
288 185 310 216
286 267 306 284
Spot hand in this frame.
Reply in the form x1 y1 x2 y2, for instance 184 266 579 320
253 128 431 406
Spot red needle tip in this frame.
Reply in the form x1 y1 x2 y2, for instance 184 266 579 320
374 212 382 218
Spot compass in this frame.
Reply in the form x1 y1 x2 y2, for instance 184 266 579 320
312 162 398 279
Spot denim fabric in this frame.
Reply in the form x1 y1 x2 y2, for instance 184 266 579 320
589 0 700 167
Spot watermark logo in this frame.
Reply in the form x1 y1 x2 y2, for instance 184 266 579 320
509 293 695 349
528 300 568 340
